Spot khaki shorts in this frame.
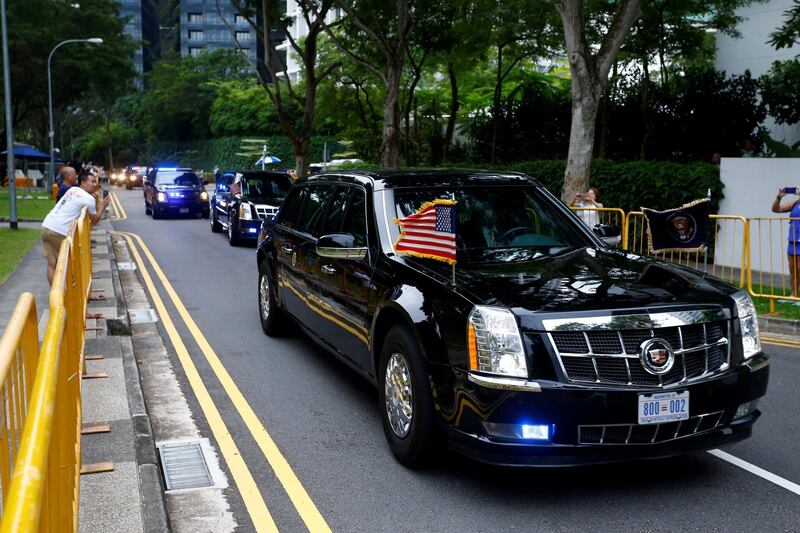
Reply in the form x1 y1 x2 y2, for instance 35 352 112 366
41 228 66 262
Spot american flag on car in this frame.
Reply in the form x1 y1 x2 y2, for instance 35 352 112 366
394 199 457 264
230 180 241 196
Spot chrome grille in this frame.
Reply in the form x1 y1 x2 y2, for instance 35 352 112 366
578 411 724 445
549 320 730 388
254 204 279 220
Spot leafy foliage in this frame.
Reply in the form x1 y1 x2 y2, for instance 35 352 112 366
769 0 800 49
760 60 800 126
209 81 285 138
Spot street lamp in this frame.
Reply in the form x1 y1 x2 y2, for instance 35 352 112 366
47 37 103 188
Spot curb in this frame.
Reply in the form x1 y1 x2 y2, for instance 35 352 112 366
760 315 800 338
0 217 44 223
107 232 171 532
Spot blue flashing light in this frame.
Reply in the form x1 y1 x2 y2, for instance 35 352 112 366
157 167 178 171
248 228 258 233
521 424 551 441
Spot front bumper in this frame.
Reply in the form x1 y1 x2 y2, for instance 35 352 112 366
442 352 769 467
155 199 209 215
238 219 262 240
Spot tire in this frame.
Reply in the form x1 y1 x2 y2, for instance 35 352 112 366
211 209 222 232
202 210 210 219
145 201 151 215
126 185 132 190
152 203 161 220
227 214 240 246
378 325 440 468
258 265 288 336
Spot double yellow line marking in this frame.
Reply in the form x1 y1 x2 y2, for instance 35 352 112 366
115 231 331 533
762 335 800 349
109 192 127 221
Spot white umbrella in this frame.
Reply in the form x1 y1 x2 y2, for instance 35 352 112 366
255 155 281 166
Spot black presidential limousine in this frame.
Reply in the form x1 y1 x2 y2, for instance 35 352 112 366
255 170 769 468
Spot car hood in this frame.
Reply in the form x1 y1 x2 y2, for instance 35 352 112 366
400 247 735 329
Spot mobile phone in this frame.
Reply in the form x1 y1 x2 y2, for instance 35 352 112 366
102 189 109 199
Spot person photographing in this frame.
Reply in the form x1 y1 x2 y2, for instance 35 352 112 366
772 187 800 297
41 171 110 284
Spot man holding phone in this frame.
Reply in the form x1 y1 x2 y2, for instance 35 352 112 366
41 172 110 284
772 186 800 296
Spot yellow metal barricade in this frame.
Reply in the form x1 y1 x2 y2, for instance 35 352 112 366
0 208 91 533
747 217 800 304
570 207 628 245
624 212 749 288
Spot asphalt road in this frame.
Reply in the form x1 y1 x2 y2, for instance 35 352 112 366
110 186 800 532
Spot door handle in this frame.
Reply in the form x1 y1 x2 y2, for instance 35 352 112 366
321 265 337 275
281 245 294 255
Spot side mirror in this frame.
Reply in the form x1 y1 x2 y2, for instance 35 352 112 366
316 233 368 260
592 224 622 246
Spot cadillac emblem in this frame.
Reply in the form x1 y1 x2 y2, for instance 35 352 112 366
639 338 675 375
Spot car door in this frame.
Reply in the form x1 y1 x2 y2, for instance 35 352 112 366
308 186 374 371
215 174 234 226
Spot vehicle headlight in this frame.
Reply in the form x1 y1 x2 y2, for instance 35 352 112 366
733 291 760 359
239 204 254 220
467 305 527 378
199 191 208 201
157 192 166 203
129 175 136 181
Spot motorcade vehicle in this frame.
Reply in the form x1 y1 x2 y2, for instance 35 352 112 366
211 170 292 245
110 168 127 186
256 170 769 468
126 165 147 189
143 167 209 219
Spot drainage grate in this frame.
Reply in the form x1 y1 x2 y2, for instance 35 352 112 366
117 262 137 271
158 439 224 491
128 308 158 324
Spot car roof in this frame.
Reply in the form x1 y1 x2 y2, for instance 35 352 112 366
299 169 541 190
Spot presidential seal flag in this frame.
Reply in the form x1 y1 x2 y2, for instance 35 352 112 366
641 198 710 254
394 199 457 264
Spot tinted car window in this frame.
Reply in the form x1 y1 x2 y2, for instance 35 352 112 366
154 170 199 186
394 186 591 263
320 186 350 236
277 187 304 229
298 185 332 237
241 173 292 200
341 188 367 247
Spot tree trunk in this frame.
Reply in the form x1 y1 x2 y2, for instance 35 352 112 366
562 95 599 204
443 61 459 162
381 64 402 167
640 55 651 161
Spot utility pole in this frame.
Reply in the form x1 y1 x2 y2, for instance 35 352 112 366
1 0 17 229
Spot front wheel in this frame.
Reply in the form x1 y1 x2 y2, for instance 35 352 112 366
145 201 151 215
227 214 241 246
152 203 161 219
210 210 222 232
258 267 288 336
378 325 441 468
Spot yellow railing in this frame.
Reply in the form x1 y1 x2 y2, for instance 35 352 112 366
624 212 749 289
0 208 91 532
747 217 800 304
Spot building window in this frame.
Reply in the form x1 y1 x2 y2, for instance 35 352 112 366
189 47 204 57
188 12 203 23
235 30 250 42
234 14 246 25
188 30 203 41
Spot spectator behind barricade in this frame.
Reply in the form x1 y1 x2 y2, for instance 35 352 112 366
56 162 80 201
571 187 603 228
772 187 800 297
41 171 110 285
214 166 221 183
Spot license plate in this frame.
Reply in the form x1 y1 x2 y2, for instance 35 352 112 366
637 391 689 425
179 208 189 214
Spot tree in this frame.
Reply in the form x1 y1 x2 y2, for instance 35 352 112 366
327 0 414 167
225 0 339 177
769 0 800 49
760 59 800 126
208 81 286 138
556 0 642 203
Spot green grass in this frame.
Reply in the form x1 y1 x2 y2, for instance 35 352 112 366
0 188 53 221
0 228 41 284
750 284 800 320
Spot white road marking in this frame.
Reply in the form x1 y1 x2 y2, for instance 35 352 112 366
708 449 800 496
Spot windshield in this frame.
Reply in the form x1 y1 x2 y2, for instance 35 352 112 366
241 174 292 199
393 187 594 264
155 170 199 187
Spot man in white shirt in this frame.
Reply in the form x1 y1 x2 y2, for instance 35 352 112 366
41 172 110 284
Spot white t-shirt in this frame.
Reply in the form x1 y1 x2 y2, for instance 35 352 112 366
42 186 97 236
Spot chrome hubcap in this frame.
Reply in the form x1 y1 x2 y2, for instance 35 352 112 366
259 275 270 320
384 352 413 438
228 220 233 240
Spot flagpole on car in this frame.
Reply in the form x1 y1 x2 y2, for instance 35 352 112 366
452 193 457 286
704 188 711 273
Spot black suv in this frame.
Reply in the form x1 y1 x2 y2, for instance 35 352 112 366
144 167 209 219
256 170 769 468
210 170 292 245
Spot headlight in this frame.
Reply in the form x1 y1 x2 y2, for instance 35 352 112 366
733 291 760 359
200 191 208 201
129 175 136 181
467 305 527 378
239 203 254 220
156 192 166 203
